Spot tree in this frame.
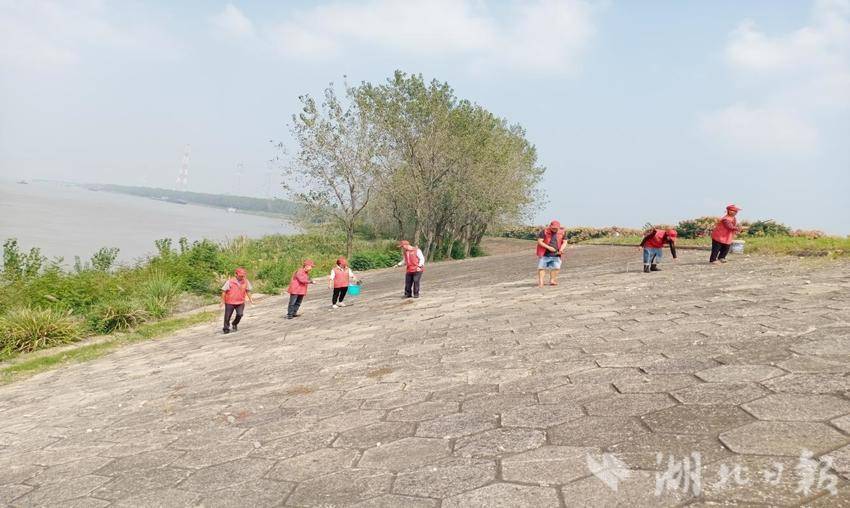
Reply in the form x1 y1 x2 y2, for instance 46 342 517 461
283 81 389 257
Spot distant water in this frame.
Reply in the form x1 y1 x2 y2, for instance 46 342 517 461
0 181 298 265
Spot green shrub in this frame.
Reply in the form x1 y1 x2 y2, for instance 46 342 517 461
676 217 718 239
0 308 83 353
745 220 791 237
88 300 147 334
138 273 181 319
2 239 45 280
90 247 120 272
349 250 399 271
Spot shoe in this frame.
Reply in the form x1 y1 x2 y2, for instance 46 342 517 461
232 324 238 332
719 259 727 263
413 295 420 298
337 302 346 307
286 316 293 320
643 265 650 273
403 295 412 299
650 264 661 271
223 328 230 334
332 304 338 309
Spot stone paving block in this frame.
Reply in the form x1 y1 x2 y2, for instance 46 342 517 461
642 404 754 435
569 368 645 384
358 437 450 471
672 382 768 405
501 445 596 485
350 494 438 508
267 447 358 482
314 409 385 433
584 393 677 417
429 383 499 402
0 484 32 505
701 455 826 505
250 430 336 460
415 412 498 439
459 393 536 414
609 433 731 470
824 444 850 477
178 457 276 492
793 337 850 356
342 382 405 400
94 449 184 476
695 364 784 383
90 467 191 500
360 391 430 409
537 383 614 405
11 475 110 507
832 414 850 433
500 403 583 428
643 358 720 374
58 497 112 508
197 479 295 508
560 470 690 507
111 487 203 507
612 374 698 393
720 421 848 456
170 442 254 469
0 463 43 485
393 457 496 498
441 482 560 508
778 355 849 373
453 428 546 458
333 421 416 449
26 456 113 486
286 468 393 506
763 373 850 394
549 416 649 447
386 401 459 422
743 394 850 421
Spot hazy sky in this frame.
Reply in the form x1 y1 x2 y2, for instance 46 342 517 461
1 0 848 233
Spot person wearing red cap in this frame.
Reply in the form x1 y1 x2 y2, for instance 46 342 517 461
638 227 678 272
328 257 357 308
396 240 425 298
536 220 566 287
710 205 743 264
220 267 253 334
286 259 315 319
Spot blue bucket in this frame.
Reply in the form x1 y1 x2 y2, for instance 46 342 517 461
347 284 361 296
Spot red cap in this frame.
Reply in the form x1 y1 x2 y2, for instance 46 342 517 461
726 204 741 212
337 257 347 267
398 240 410 247
549 220 561 228
235 267 247 276
303 259 315 267
667 230 678 239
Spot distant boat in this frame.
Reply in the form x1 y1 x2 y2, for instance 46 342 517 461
227 207 237 213
16 180 28 184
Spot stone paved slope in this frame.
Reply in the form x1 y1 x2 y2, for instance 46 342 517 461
2 244 850 507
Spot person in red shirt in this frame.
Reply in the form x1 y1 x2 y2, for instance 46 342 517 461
286 259 315 319
710 204 743 264
220 267 253 334
536 220 566 287
328 257 357 308
396 240 425 298
638 228 678 272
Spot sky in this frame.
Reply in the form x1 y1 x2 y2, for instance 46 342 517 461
1 0 848 233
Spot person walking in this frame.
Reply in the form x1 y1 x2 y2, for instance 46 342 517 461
536 220 566 287
328 257 357 308
396 240 424 298
639 227 678 272
710 205 743 264
220 267 253 334
286 259 315 319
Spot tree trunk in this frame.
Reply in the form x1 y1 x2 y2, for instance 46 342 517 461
346 225 354 259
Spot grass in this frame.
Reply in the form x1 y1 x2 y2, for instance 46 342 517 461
0 311 213 385
583 235 850 258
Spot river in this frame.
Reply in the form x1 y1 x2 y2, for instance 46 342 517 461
0 181 298 265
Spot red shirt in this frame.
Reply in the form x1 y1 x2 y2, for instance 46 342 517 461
711 215 739 244
287 268 311 295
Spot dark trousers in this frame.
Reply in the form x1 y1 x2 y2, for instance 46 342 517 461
404 272 422 297
223 303 244 330
332 287 348 305
287 294 304 317
710 240 731 262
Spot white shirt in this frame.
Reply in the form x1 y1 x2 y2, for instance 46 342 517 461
397 248 425 268
328 267 355 280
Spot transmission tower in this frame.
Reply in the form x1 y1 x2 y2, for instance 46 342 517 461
176 145 190 191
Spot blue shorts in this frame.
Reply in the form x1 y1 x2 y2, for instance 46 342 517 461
538 256 562 270
643 247 662 264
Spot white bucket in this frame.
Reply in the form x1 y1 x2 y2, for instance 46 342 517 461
731 240 745 254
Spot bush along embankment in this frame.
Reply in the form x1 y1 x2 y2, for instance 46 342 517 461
0 234 402 359
500 219 848 258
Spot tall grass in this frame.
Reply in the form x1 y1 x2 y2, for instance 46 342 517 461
0 308 83 354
